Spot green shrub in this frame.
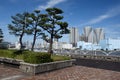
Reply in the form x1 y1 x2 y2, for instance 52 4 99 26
24 52 53 64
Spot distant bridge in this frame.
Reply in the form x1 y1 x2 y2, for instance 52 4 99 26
54 50 120 56
54 50 120 62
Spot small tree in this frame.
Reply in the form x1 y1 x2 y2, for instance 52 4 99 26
27 10 45 51
41 7 70 54
8 12 30 50
0 28 3 43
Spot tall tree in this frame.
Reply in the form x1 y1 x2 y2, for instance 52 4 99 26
41 7 70 54
8 12 30 50
28 10 45 51
0 28 3 43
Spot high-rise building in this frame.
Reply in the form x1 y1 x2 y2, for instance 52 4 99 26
84 26 92 42
88 30 94 43
100 29 105 40
69 27 79 47
81 26 105 44
94 28 105 44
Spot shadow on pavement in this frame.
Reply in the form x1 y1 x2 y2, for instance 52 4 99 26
75 58 120 72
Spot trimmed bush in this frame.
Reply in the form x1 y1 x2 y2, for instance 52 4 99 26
24 52 53 64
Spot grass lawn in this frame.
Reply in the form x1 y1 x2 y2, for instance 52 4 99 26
51 55 71 61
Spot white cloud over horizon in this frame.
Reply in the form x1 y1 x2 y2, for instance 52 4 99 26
81 6 120 26
37 0 66 10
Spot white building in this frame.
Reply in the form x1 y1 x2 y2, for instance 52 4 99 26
69 27 79 47
82 27 105 44
93 28 105 44
42 41 73 50
77 41 101 50
84 26 92 42
62 43 73 49
77 38 120 50
53 41 73 49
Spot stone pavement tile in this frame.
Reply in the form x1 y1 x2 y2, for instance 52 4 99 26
21 66 120 80
0 65 28 80
0 64 120 80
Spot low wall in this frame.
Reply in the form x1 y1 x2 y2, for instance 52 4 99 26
0 57 75 75
71 55 120 62
0 57 23 65
20 59 75 75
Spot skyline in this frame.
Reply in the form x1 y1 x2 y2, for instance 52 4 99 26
0 0 120 43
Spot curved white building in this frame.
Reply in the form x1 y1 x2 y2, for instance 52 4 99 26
84 26 92 42
94 28 102 44
100 29 105 40
88 30 97 44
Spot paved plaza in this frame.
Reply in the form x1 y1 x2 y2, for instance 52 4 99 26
0 64 28 80
0 64 120 80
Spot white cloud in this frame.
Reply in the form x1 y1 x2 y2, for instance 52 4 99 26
37 0 66 10
88 15 110 24
81 6 120 26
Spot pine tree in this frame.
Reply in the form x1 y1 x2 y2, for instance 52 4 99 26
41 7 70 54
8 12 30 50
27 10 45 51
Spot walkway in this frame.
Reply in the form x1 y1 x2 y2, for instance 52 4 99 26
0 64 120 80
0 64 28 80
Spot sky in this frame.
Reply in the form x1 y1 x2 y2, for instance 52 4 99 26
0 0 120 43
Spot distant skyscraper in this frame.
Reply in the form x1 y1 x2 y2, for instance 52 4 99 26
81 26 105 44
94 28 105 44
84 26 92 42
88 30 94 43
100 29 105 40
69 27 79 47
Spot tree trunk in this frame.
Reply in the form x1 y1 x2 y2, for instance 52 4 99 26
48 34 53 54
19 33 24 50
31 31 37 51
